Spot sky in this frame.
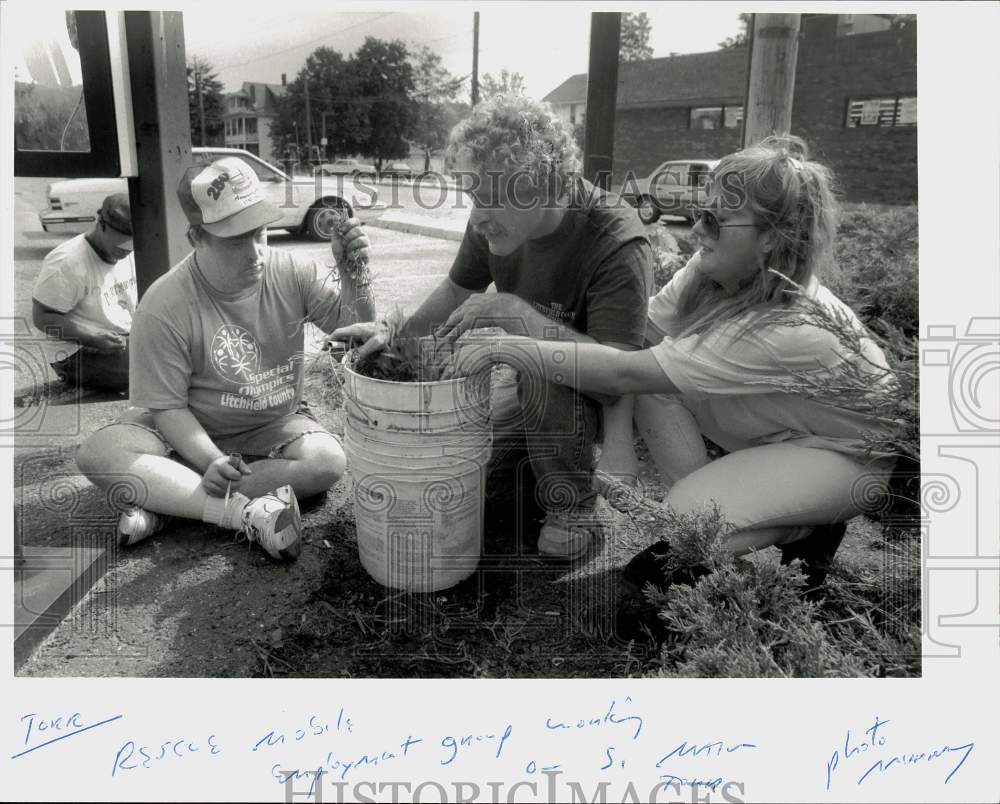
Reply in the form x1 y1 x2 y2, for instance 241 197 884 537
179 2 750 99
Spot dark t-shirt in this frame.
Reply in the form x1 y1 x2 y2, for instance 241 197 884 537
448 179 653 347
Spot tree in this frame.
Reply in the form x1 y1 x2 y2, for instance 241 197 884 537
409 46 468 173
348 37 418 173
187 56 225 147
480 68 526 99
271 46 358 166
620 12 653 62
14 81 89 151
718 13 751 49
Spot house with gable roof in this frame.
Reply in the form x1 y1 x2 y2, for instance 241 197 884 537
223 79 287 165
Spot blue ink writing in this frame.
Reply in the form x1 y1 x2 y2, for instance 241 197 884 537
439 724 513 766
111 735 220 777
252 710 351 753
11 714 123 760
545 696 644 741
825 716 890 790
656 739 757 766
857 742 975 786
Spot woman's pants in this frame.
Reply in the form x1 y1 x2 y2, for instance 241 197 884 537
634 394 891 554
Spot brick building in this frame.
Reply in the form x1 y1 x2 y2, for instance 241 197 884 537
223 80 287 165
543 14 917 204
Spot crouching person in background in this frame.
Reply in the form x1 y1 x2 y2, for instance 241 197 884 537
76 156 373 562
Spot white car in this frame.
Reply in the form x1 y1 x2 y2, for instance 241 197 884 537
39 147 385 241
317 158 377 181
622 159 720 224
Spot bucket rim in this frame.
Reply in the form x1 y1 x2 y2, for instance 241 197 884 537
342 355 483 390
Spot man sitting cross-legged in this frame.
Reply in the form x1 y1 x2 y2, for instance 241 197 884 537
76 156 374 561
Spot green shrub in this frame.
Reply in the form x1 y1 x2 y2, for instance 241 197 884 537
650 227 697 292
827 204 918 338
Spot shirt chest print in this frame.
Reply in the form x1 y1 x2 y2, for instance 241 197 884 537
211 324 262 383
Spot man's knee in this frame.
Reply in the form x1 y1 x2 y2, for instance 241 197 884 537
75 424 165 481
288 433 345 490
76 430 116 478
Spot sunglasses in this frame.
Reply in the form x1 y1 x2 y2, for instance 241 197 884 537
691 208 759 240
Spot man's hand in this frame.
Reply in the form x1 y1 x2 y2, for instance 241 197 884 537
330 216 370 274
92 331 127 353
433 293 539 342
327 321 389 359
201 454 252 498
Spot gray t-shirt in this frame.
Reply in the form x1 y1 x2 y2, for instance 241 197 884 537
129 248 345 438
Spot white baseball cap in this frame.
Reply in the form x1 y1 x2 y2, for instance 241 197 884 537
177 156 281 237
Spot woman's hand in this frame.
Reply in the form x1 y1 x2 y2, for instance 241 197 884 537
201 454 252 498
433 293 539 342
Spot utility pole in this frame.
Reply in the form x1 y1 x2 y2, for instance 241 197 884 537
195 67 206 146
742 13 801 147
471 11 479 106
304 77 314 164
583 12 621 190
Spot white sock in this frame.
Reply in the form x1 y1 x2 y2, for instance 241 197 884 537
201 492 252 530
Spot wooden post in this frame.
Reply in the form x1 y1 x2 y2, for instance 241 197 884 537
743 13 801 147
583 12 621 190
123 11 192 298
471 12 480 106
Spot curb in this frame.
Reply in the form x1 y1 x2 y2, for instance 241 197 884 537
366 216 466 242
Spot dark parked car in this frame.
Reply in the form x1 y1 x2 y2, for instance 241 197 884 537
380 161 414 180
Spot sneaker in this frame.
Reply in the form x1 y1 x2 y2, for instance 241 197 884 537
537 510 602 561
240 485 302 562
117 507 167 548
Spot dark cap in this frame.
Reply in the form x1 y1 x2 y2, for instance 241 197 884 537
98 193 132 236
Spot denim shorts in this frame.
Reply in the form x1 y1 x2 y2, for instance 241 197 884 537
100 400 339 462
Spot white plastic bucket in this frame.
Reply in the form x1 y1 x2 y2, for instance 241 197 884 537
341 359 492 592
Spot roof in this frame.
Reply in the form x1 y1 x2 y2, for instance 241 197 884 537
224 81 287 117
543 48 748 109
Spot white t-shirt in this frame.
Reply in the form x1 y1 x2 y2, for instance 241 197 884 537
32 234 137 363
646 255 895 459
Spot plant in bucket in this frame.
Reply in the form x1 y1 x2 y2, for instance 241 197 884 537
340 309 493 593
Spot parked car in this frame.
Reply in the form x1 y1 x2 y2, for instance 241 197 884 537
318 158 377 182
379 161 413 181
38 147 384 242
621 159 719 224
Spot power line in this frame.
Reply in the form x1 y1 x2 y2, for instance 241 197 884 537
214 13 395 72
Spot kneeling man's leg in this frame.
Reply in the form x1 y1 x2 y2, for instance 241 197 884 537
517 376 602 558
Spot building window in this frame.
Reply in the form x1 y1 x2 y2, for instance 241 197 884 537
845 96 917 127
246 117 258 135
690 106 743 130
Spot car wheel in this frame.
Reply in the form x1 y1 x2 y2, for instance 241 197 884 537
305 198 350 241
637 195 661 225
